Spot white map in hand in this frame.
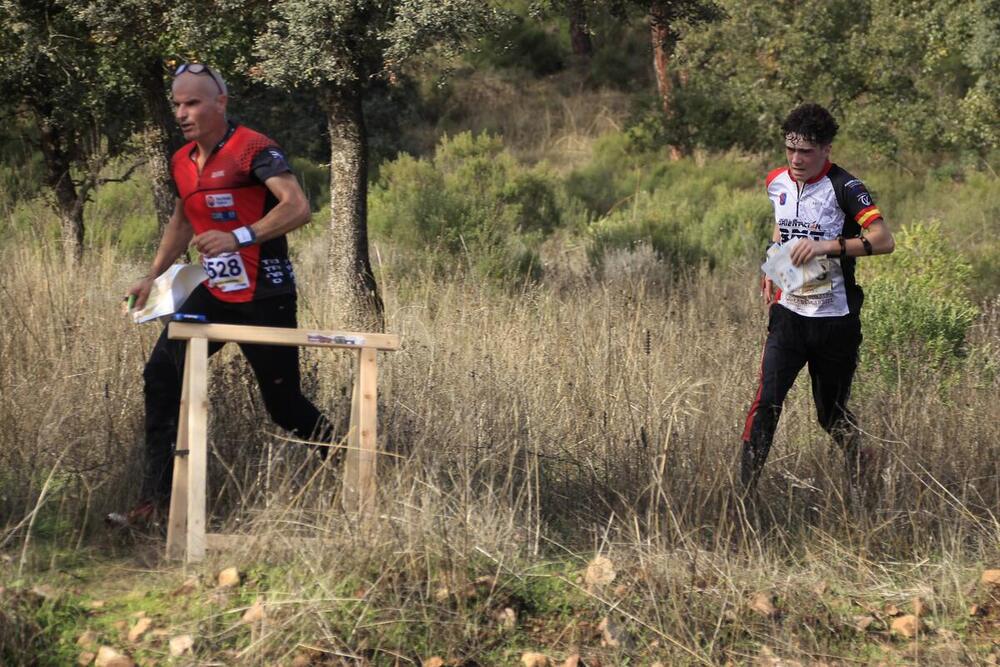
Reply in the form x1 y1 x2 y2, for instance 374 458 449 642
761 238 827 294
131 264 208 324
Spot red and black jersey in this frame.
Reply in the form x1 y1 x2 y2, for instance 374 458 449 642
171 123 297 303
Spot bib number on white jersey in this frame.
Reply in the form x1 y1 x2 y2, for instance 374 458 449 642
203 252 250 292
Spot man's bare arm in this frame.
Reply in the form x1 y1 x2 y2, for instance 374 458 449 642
192 173 310 257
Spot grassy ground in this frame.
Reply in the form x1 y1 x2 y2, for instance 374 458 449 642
2 62 999 662
4 546 1000 666
2 229 1000 664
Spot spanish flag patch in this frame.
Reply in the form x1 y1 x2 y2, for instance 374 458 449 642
855 205 882 229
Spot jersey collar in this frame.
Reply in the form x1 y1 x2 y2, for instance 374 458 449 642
187 121 239 162
790 160 833 185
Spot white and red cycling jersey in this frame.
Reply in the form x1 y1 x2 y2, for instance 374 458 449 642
766 161 883 317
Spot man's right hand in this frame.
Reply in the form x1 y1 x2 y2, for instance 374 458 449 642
126 276 155 310
761 275 776 307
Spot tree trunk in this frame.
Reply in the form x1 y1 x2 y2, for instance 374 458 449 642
649 1 683 159
324 83 384 332
37 115 84 259
139 57 180 228
649 2 675 118
567 0 594 58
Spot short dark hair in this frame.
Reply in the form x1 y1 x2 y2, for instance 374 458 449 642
781 103 839 146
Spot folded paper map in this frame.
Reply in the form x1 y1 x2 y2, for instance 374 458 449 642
761 238 827 294
131 264 208 324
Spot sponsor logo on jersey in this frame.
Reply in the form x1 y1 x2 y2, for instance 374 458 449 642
779 192 786 205
857 192 871 207
205 193 234 208
211 210 238 221
268 149 284 161
210 170 226 178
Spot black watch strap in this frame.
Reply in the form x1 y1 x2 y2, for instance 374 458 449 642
232 226 256 248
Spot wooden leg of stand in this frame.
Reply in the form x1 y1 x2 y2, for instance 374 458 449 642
343 349 378 515
166 344 192 560
342 351 362 514
185 337 209 562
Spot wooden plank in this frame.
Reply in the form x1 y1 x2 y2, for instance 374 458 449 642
165 347 192 560
169 322 400 351
342 351 362 513
185 337 209 562
357 348 379 514
343 348 378 515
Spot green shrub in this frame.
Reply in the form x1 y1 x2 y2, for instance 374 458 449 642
469 15 567 77
0 152 45 215
369 132 566 281
587 191 706 270
864 169 1000 299
2 198 61 248
565 131 762 216
586 19 652 91
695 189 773 264
291 157 330 213
84 174 158 253
585 161 771 271
859 221 979 377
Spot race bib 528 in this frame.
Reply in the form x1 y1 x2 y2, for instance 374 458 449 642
202 252 250 292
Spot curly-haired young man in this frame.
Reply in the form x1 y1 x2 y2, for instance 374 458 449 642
740 103 895 501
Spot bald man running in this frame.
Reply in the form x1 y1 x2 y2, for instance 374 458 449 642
111 64 333 529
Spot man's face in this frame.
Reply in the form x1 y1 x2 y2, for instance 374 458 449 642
172 73 227 143
784 133 831 182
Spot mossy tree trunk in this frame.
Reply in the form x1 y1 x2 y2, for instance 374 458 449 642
139 57 180 229
324 82 384 332
37 114 85 259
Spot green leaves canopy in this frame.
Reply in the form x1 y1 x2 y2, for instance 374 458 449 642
255 0 506 90
672 0 1000 155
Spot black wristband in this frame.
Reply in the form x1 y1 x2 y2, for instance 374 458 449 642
837 235 846 259
861 236 873 256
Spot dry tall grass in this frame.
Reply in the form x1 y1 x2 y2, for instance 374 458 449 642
2 232 1000 663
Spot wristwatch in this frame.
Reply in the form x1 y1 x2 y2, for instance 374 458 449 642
232 226 256 248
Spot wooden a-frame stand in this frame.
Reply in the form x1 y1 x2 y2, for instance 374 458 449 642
164 322 400 563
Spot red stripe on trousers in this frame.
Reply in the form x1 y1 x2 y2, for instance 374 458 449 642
741 337 768 442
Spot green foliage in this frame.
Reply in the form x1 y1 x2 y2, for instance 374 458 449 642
290 157 331 212
0 1 143 159
565 131 762 215
669 0 1000 156
257 0 507 90
587 176 770 270
0 120 45 214
588 194 706 269
867 168 1000 300
859 222 979 378
369 131 567 281
586 18 651 90
0 589 89 666
84 174 159 255
2 199 61 248
471 14 568 76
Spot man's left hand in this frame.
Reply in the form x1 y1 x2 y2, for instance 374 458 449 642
789 239 833 266
192 230 238 258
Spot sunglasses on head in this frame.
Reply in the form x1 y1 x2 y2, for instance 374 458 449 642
173 63 223 95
